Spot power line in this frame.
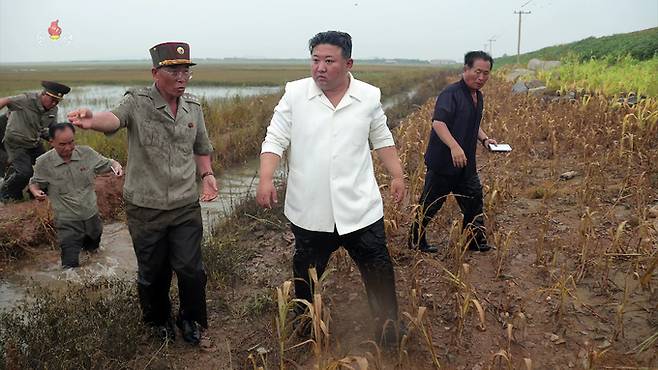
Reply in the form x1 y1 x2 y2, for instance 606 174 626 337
514 10 531 65
487 37 497 57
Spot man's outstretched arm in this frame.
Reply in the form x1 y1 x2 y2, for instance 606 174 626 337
67 108 121 133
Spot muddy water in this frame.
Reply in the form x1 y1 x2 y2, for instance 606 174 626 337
382 86 419 110
0 159 263 312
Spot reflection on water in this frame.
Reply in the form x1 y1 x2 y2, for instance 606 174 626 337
44 84 281 121
200 158 260 236
0 159 268 312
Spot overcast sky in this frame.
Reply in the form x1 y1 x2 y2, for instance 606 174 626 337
0 0 656 63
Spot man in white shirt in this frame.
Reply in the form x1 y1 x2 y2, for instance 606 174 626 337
257 31 405 346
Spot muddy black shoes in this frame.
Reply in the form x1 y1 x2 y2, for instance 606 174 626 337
467 239 493 252
176 317 201 345
153 318 176 343
407 235 439 253
417 243 439 253
152 317 201 345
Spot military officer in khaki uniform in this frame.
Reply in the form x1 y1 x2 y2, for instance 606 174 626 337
29 122 122 268
67 42 218 345
0 81 71 201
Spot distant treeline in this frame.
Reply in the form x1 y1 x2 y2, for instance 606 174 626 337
496 27 658 65
0 58 436 67
213 57 433 65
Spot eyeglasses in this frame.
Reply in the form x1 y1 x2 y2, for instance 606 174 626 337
159 68 193 80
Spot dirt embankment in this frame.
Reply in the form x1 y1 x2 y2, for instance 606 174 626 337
0 174 124 268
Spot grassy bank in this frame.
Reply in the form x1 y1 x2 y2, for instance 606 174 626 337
493 27 657 98
539 54 658 97
496 27 657 66
0 281 146 369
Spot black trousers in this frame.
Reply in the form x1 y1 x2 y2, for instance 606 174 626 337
0 146 7 178
126 202 208 328
55 214 103 268
291 218 399 332
410 169 487 249
0 143 45 201
0 114 7 177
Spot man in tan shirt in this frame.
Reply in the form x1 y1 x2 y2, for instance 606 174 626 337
67 42 218 345
29 122 122 268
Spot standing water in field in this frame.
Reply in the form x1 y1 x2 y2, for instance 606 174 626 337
48 84 281 120
0 159 264 312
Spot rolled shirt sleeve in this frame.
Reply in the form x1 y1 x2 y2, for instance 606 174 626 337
91 149 113 174
110 92 137 131
432 90 456 125
368 89 394 150
261 85 293 157
29 156 49 190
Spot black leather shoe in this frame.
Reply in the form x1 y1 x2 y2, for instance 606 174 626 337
468 243 493 252
176 318 201 345
408 238 439 253
418 244 439 253
292 312 312 339
153 318 175 343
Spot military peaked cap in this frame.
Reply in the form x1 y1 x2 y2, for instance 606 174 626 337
150 42 196 68
41 81 71 100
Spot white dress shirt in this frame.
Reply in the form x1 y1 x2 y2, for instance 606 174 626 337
261 74 395 235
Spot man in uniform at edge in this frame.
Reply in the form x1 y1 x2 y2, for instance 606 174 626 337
0 81 71 201
409 50 497 253
67 42 218 345
257 31 406 346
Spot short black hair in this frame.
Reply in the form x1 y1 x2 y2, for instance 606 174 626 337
48 122 75 140
464 51 494 70
308 31 352 59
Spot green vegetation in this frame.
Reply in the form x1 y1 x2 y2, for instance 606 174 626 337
496 27 657 66
539 54 658 96
494 27 658 97
0 281 147 369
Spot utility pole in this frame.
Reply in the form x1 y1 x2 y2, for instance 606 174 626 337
487 37 496 57
514 10 531 65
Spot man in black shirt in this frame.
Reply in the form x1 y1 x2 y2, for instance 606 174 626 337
409 51 497 253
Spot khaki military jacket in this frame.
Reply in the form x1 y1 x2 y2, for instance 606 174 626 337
3 93 57 153
111 84 213 210
30 145 112 221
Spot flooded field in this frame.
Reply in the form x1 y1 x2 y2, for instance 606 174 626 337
0 159 265 313
41 84 281 120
